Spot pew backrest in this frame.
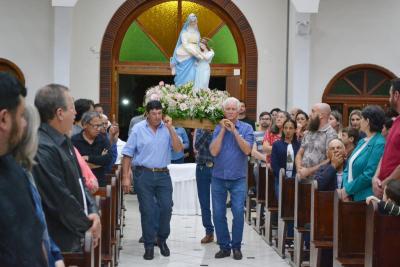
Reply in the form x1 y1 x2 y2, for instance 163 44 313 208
256 165 266 202
279 168 295 219
266 167 278 209
311 181 334 242
294 177 312 229
333 191 366 260
63 231 94 267
365 201 400 267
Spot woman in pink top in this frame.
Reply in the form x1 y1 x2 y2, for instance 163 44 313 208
263 111 290 163
74 147 99 193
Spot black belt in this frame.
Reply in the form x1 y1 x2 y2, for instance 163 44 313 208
136 166 169 172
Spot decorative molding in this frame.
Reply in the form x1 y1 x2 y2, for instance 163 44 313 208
0 58 25 86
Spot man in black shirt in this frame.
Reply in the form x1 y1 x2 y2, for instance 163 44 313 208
33 84 101 252
72 111 113 187
0 72 47 266
238 101 256 130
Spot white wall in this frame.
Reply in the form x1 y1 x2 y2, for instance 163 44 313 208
69 0 125 101
309 0 400 107
0 0 53 104
233 0 288 116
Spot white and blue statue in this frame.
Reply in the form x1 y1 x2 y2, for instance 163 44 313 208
170 13 214 91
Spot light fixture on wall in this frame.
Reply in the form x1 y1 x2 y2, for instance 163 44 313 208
89 46 99 54
296 20 310 36
89 45 100 58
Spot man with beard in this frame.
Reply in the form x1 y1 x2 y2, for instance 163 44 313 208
295 103 338 179
372 78 400 197
0 72 48 266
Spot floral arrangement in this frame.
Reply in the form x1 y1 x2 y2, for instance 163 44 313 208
144 81 229 124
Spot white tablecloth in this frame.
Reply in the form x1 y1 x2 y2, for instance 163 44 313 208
168 163 200 215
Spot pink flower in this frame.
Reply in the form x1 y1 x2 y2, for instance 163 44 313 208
159 81 165 86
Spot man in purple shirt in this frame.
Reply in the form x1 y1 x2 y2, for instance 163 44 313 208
210 97 254 260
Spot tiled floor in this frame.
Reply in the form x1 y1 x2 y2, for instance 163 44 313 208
118 195 289 267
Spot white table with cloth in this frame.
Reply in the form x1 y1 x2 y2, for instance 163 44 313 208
167 163 201 215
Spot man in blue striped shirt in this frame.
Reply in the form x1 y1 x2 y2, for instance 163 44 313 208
210 97 254 260
121 100 183 260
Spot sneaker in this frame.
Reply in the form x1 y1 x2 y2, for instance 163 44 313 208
215 249 231 258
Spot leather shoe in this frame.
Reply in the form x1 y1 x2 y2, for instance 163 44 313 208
139 236 158 246
143 248 154 260
215 249 231 258
158 241 170 257
201 234 214 244
233 248 243 260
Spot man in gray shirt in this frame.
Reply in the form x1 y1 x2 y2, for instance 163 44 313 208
295 103 338 179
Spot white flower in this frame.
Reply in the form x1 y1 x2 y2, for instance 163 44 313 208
179 103 188 111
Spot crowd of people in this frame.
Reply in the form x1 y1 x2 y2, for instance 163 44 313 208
0 73 122 266
1 69 400 265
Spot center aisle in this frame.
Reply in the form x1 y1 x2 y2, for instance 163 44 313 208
119 195 289 267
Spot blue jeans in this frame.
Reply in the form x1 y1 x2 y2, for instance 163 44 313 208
196 165 214 235
134 169 173 249
212 177 246 250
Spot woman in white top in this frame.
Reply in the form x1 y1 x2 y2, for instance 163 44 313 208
193 38 214 92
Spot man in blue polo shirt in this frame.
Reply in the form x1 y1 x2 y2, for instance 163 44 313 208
121 100 183 260
210 97 254 260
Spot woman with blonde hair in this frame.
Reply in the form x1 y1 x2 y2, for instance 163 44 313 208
13 105 65 267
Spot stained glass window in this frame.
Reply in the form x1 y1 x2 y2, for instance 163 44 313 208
119 0 238 64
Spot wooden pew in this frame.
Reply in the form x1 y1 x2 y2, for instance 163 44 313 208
365 201 400 267
246 161 256 225
253 163 266 234
333 191 366 267
63 231 94 267
94 185 114 267
310 181 334 267
115 167 125 241
109 177 120 265
94 196 102 267
294 177 312 266
263 166 278 245
105 170 123 265
277 168 295 258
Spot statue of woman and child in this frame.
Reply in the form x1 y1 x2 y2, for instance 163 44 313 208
170 13 214 92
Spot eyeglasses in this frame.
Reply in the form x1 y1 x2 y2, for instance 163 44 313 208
88 123 104 129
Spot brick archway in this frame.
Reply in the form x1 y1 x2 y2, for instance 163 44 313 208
99 0 257 120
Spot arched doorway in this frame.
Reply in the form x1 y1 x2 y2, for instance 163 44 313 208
0 58 25 85
99 0 257 137
322 64 396 126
